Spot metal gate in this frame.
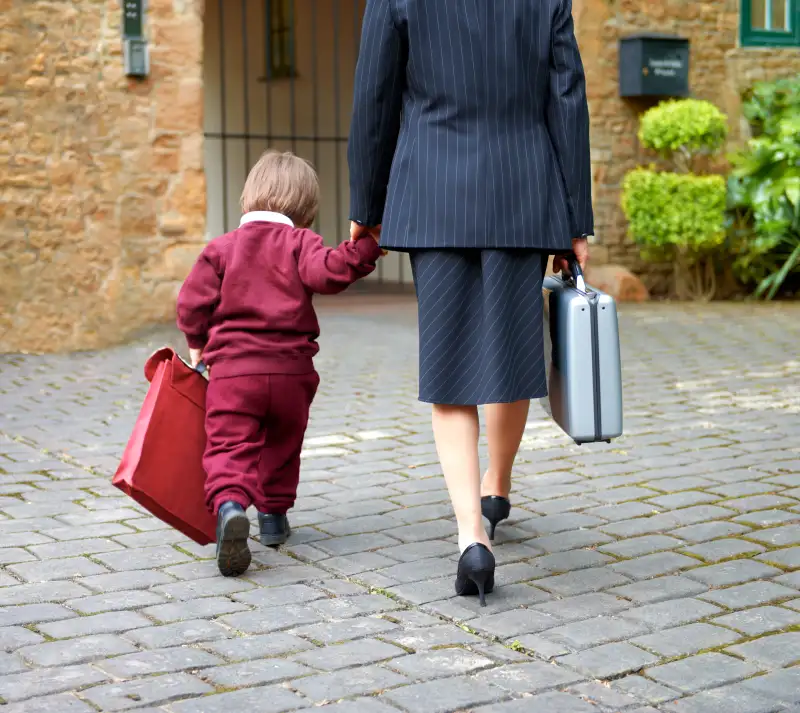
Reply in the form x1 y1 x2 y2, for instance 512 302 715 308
203 0 410 284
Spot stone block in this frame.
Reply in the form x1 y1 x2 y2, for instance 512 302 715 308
633 622 740 657
699 581 798 610
93 545 192 571
81 673 213 711
611 552 699 580
469 608 561 638
714 605 800 636
557 642 659 678
756 547 800 569
661 684 782 713
0 582 91 606
600 534 685 558
0 626 45 652
0 694 98 713
647 653 762 693
169 685 309 713
536 567 630 596
740 667 800 705
620 597 724 629
685 561 782 587
0 664 109 703
19 634 137 667
543 615 648 650
80 570 175 592
310 594 403 619
477 691 597 713
292 617 398 645
726 632 800 668
142 596 249 623
37 611 152 639
96 646 223 678
126 620 231 648
614 675 682 705
611 575 708 604
291 664 409 702
747 525 800 547
0 604 76 627
682 538 766 563
585 264 650 302
387 648 493 680
293 639 406 671
202 632 315 661
200 658 314 688
66 590 166 615
671 521 753 543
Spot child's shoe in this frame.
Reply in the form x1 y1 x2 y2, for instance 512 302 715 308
258 512 290 547
216 502 251 576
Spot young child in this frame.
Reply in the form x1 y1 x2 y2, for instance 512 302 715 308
177 150 382 577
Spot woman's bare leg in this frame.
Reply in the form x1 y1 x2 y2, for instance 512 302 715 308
431 404 490 553
481 400 530 499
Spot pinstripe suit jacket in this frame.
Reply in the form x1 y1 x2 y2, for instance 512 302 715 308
348 0 593 251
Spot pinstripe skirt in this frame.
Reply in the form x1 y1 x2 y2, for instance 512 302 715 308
409 249 549 406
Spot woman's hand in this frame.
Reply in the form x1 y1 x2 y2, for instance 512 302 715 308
553 237 589 275
350 221 388 256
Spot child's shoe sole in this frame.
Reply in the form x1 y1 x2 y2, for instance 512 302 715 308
217 511 251 577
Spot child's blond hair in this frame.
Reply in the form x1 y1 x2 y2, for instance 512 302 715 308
240 150 320 228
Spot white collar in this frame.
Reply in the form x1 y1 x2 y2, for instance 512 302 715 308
239 211 294 228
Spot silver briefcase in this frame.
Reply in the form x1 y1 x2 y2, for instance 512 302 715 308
541 259 623 445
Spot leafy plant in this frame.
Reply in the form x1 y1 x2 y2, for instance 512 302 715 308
727 77 800 299
623 168 727 300
638 99 728 172
741 77 800 137
621 98 729 299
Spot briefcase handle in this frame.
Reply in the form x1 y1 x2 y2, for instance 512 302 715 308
560 253 587 293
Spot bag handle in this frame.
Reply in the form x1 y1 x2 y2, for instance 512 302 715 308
144 347 176 383
144 348 207 383
561 252 587 293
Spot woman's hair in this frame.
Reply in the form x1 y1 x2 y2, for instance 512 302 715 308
240 150 320 228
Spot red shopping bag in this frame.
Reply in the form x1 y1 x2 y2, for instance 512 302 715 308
113 347 217 545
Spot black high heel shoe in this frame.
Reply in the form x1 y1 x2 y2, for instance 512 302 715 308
455 543 496 606
481 496 511 541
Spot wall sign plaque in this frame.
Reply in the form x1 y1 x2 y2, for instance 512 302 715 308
122 0 149 78
619 34 690 98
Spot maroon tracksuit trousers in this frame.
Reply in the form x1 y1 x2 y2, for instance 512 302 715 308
203 372 320 515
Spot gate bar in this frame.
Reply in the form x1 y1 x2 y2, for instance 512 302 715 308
333 0 342 241
312 0 320 232
290 0 297 153
265 0 272 144
218 0 229 231
242 0 251 175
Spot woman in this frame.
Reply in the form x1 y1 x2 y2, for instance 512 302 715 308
348 0 592 606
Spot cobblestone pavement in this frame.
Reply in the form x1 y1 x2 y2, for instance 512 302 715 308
1 297 799 713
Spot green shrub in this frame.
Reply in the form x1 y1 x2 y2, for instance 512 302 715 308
727 91 800 299
622 169 727 256
638 99 728 166
622 168 726 300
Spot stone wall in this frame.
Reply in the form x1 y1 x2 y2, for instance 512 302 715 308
0 0 206 353
575 0 800 292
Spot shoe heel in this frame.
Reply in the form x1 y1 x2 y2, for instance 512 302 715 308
481 496 511 542
470 569 492 607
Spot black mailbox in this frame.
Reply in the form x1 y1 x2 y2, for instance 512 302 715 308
619 34 690 98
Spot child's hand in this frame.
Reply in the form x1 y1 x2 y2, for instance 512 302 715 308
189 348 204 368
350 222 387 256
